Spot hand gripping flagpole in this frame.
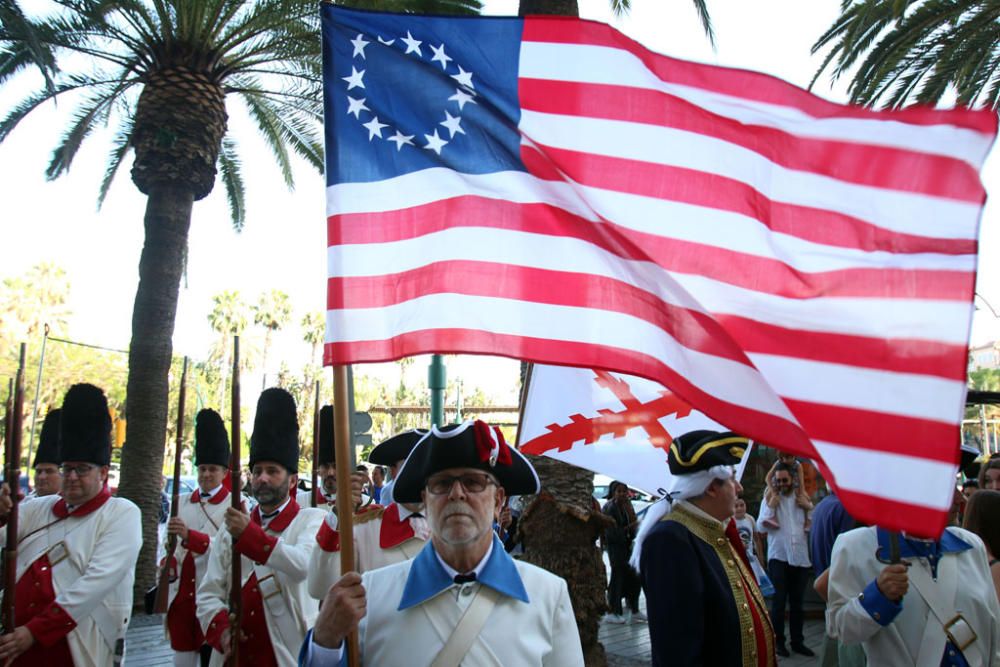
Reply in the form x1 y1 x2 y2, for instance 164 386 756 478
228 337 242 666
332 365 359 667
155 356 188 614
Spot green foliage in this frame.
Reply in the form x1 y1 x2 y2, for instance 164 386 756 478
812 0 1000 109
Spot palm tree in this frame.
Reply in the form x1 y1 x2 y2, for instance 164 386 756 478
254 289 292 388
1 0 482 603
511 2 714 664
811 0 1000 109
208 290 249 408
301 310 325 389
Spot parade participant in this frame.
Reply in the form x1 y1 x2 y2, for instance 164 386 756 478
0 383 142 665
632 429 775 667
25 409 61 499
296 406 367 516
197 388 325 667
302 420 583 666
308 428 428 599
163 409 231 667
827 522 1000 665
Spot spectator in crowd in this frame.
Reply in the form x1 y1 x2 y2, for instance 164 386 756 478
963 488 1000 604
763 452 813 531
602 481 644 624
979 456 1000 490
758 461 814 658
370 465 386 503
962 479 979 501
734 497 772 596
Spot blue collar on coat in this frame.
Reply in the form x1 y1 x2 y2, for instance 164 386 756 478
876 527 972 561
398 535 529 610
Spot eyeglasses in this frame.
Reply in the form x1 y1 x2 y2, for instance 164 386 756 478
60 464 95 478
426 472 497 495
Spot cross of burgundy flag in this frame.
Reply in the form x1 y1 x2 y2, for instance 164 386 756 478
320 6 997 536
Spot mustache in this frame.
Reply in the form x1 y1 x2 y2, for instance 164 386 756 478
438 502 475 520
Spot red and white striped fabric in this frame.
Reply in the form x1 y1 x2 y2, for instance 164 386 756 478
323 10 997 536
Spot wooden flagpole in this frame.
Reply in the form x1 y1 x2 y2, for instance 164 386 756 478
332 365 359 667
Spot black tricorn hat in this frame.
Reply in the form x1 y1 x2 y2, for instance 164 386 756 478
59 384 112 466
668 430 747 475
249 388 299 473
34 409 61 467
195 409 230 468
368 429 427 467
317 405 335 466
392 420 539 504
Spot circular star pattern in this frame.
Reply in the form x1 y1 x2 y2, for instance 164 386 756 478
342 31 477 156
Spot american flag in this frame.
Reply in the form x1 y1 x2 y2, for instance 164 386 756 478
320 6 997 536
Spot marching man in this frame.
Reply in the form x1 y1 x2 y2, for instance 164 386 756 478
197 388 325 666
308 428 429 599
25 409 62 500
296 406 367 516
0 384 142 665
301 420 583 666
164 409 232 666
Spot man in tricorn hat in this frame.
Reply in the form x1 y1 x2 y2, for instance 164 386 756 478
163 408 232 667
25 409 61 500
0 384 142 665
632 429 776 666
301 419 583 666
308 428 429 599
197 388 325 666
296 406 366 516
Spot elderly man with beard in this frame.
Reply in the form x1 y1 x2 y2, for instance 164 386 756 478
197 388 325 667
757 460 814 658
300 420 583 666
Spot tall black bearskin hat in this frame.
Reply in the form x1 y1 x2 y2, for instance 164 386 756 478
248 388 299 473
59 384 112 466
194 409 230 468
317 405 335 466
34 409 61 468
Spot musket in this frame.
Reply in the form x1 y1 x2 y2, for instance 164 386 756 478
154 357 188 614
3 379 11 451
311 380 320 508
228 336 242 665
3 344 26 632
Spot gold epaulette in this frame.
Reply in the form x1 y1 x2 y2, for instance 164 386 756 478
354 505 385 524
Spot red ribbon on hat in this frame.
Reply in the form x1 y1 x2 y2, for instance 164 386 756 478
473 420 512 467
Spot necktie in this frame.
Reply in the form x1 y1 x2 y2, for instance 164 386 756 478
453 573 476 584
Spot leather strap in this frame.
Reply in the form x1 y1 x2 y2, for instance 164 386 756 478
906 554 976 666
429 585 501 667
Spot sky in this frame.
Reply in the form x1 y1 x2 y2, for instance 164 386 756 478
2 0 998 400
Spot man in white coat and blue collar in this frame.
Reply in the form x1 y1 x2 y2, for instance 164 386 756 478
300 419 584 666
827 522 1000 666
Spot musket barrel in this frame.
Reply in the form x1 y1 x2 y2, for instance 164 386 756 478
311 381 320 508
3 344 27 632
155 357 188 614
228 336 242 665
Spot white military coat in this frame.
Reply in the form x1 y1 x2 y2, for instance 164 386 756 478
196 498 325 666
3 490 141 666
828 525 1000 667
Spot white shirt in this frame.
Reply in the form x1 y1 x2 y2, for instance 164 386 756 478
757 492 811 568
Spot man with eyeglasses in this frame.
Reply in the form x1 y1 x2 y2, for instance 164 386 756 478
0 383 141 666
24 409 61 500
301 420 583 666
295 406 367 518
162 409 232 667
196 388 325 666
308 428 429 600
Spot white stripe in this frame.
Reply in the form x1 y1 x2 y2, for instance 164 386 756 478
327 220 975 345
748 354 966 423
814 440 957 510
519 41 995 168
519 109 982 240
324 293 799 424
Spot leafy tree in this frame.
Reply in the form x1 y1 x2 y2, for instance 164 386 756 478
300 310 325 391
1 261 71 345
254 289 292 388
208 289 249 413
811 0 1000 109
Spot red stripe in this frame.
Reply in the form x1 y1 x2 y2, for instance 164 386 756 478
518 143 978 258
519 78 986 203
521 16 998 135
330 204 975 302
324 331 814 452
834 487 947 539
786 400 960 465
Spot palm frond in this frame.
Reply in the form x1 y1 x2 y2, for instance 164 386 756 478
97 114 134 209
0 0 58 92
240 89 294 188
217 135 246 230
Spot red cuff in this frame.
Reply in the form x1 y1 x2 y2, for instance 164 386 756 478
233 521 278 564
25 602 76 646
204 609 229 652
316 520 341 552
184 529 210 555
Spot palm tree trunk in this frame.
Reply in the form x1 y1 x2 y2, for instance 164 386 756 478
118 184 194 609
519 0 578 15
